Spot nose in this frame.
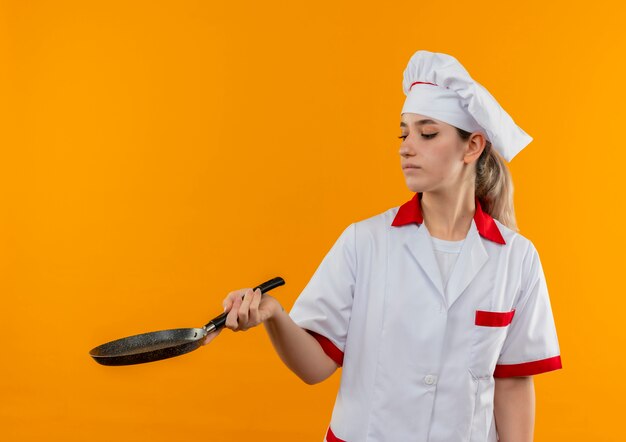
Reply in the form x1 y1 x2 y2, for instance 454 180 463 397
399 143 414 157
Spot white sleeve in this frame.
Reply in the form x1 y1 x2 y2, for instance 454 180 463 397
494 241 562 377
288 223 357 367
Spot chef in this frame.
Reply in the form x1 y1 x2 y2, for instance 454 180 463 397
214 50 562 442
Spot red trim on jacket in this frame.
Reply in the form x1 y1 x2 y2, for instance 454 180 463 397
326 426 346 442
307 330 344 367
391 192 506 245
494 355 562 377
475 309 516 327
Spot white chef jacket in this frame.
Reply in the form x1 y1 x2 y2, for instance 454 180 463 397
289 192 562 442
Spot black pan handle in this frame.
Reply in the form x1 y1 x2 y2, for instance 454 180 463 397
203 277 285 331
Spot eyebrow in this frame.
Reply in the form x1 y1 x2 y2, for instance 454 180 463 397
400 119 439 128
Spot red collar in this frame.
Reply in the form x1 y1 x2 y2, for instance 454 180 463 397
391 193 506 244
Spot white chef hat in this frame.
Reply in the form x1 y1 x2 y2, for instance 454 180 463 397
401 50 532 162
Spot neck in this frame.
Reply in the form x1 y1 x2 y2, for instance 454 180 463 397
420 186 475 241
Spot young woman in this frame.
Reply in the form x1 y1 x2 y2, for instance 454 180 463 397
204 50 562 442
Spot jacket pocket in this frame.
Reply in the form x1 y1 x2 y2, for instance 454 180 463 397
467 374 497 442
469 310 514 378
475 309 515 327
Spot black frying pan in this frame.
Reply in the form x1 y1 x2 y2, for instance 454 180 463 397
89 277 285 366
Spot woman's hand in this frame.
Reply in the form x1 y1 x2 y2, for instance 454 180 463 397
201 287 283 345
222 288 282 331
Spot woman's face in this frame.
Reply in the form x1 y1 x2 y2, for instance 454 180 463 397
398 112 483 194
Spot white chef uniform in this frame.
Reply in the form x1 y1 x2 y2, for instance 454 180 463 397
289 193 562 442
288 49 562 441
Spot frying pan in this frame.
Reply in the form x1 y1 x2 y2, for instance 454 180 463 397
89 276 285 366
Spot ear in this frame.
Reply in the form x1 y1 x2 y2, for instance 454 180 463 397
463 132 487 164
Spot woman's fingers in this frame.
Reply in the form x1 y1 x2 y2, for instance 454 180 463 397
225 291 244 330
238 289 256 330
248 289 262 326
222 288 266 332
222 290 242 313
222 296 233 313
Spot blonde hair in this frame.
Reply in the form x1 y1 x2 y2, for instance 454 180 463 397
456 127 518 232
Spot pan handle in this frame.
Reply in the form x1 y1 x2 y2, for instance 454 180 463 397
203 277 285 332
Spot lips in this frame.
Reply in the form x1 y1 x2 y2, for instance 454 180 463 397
402 165 421 169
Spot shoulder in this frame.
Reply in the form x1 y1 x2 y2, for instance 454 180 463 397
492 218 538 255
350 206 400 236
328 206 399 250
492 219 544 284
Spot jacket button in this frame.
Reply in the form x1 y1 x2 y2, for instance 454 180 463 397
424 375 437 385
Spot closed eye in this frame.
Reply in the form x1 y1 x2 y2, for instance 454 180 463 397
398 133 438 141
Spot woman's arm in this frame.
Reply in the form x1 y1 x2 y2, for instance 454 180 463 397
211 288 339 385
263 303 339 385
494 376 535 442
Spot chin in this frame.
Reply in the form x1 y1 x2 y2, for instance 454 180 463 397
403 178 426 193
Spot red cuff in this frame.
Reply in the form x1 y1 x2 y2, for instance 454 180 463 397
306 330 344 367
326 426 346 442
494 355 562 377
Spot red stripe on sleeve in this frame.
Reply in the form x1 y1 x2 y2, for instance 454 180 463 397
494 355 562 377
306 330 344 367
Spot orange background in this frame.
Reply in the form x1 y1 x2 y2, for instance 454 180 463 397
1 1 624 440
